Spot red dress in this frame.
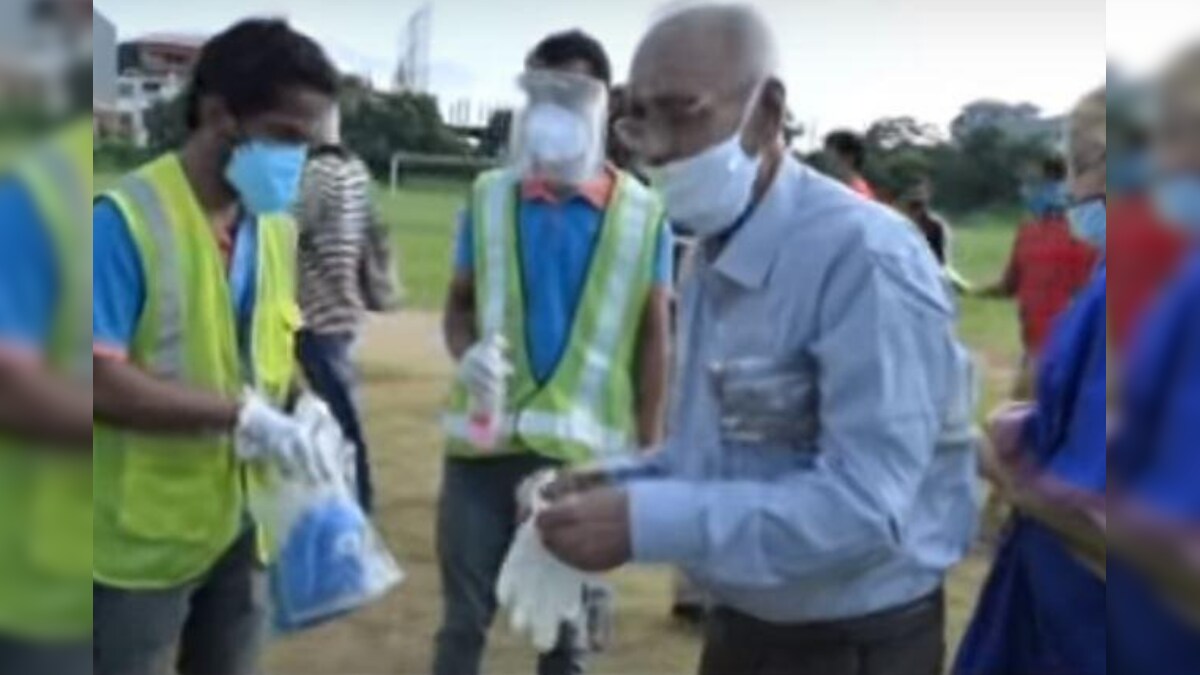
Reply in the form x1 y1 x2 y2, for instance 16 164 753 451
1001 216 1099 356
1107 193 1191 356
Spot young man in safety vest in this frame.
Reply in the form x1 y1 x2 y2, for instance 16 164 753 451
0 6 93 672
91 20 339 675
435 30 673 675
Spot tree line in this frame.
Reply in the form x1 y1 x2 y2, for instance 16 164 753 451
97 81 1057 217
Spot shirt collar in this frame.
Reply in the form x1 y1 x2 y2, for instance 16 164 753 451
521 165 616 209
711 157 808 290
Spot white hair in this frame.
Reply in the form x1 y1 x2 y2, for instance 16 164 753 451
650 2 780 85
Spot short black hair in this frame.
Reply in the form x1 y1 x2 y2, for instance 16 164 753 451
824 130 868 171
185 19 338 130
1041 154 1068 181
526 29 612 87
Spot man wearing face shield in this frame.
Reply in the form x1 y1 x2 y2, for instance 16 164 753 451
91 20 339 675
536 6 979 674
436 29 673 675
0 1 94 672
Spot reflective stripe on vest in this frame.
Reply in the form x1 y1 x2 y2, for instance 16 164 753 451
444 170 661 460
119 174 187 381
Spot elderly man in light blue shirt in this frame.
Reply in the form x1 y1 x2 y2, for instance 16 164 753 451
536 6 980 675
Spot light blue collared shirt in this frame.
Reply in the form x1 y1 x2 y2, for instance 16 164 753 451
620 159 981 623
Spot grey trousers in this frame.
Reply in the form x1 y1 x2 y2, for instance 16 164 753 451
433 455 586 675
698 591 945 675
0 634 89 675
93 531 268 675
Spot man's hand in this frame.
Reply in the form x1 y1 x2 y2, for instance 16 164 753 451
537 487 632 573
235 393 326 482
983 401 1035 486
458 334 513 402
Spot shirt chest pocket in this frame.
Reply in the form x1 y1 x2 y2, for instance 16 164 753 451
711 356 820 454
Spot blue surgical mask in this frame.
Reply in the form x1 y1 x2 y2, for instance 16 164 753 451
1109 152 1152 195
1023 181 1068 218
1067 197 1107 249
1152 174 1200 234
225 140 308 215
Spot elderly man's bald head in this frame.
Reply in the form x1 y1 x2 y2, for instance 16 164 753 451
633 4 778 95
619 3 786 167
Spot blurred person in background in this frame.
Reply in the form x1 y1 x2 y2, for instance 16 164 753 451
1107 43 1200 674
91 20 338 675
537 6 979 674
974 155 1099 399
296 105 393 514
897 179 972 293
1107 81 1192 357
0 1 92 672
824 129 877 199
436 29 672 675
954 86 1108 675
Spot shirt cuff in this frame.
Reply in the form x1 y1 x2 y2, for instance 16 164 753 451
627 480 706 564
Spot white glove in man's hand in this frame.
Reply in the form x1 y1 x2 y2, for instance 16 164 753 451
497 472 592 652
458 335 513 403
235 392 323 482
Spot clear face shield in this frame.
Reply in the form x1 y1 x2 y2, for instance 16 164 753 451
510 70 609 185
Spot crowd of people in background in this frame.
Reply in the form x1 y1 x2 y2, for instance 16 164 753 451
1 1 1199 675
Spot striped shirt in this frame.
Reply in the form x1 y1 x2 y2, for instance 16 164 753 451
296 149 372 335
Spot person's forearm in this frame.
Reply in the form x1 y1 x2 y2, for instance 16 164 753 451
976 280 1012 299
0 363 91 448
634 293 670 449
93 356 239 434
444 277 478 362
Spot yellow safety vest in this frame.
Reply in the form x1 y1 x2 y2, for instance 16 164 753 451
94 153 302 589
0 120 93 640
443 169 665 464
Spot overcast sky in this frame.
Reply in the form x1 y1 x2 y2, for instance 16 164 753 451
96 0 1151 136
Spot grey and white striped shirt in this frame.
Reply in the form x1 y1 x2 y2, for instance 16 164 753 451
295 149 372 335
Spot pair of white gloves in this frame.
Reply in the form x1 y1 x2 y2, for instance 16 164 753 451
235 391 344 483
496 471 595 652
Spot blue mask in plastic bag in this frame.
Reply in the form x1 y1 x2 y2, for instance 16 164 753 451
272 498 370 632
1067 197 1107 249
1152 173 1200 234
225 140 308 215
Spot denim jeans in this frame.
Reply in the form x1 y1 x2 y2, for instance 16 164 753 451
0 635 89 675
93 531 268 675
297 329 374 513
433 455 586 675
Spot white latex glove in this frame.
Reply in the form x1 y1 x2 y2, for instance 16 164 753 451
497 474 592 652
458 334 513 404
292 393 351 486
235 392 324 482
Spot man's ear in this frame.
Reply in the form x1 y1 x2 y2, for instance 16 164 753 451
197 95 239 145
746 77 787 152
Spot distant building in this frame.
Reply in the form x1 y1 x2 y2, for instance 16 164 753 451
106 33 205 146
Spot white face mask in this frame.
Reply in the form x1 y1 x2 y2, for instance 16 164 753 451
524 103 590 165
514 71 607 185
647 88 764 237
